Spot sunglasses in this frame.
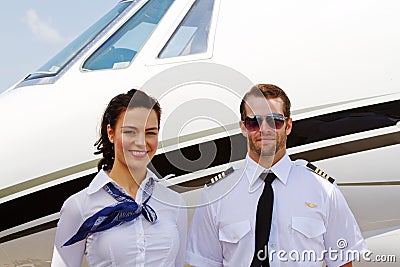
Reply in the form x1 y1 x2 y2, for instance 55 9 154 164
243 113 288 131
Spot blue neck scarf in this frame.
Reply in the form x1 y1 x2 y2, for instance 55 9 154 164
63 177 157 246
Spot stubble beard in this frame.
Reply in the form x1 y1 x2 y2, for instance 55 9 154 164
250 140 276 158
250 135 286 161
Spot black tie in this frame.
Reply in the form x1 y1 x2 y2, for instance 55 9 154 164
251 171 277 267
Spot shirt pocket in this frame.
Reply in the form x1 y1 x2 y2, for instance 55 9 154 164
219 220 251 243
291 217 326 239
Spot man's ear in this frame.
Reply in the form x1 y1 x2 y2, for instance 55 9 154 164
107 124 115 143
240 120 248 138
285 118 293 136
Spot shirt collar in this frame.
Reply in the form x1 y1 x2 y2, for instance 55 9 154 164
270 153 291 185
245 154 268 187
141 168 157 186
246 153 291 188
87 169 157 195
87 169 113 195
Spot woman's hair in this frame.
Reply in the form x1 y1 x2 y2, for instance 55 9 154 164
94 89 161 171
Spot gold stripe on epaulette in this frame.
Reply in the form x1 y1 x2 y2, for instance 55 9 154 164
206 167 234 187
306 162 335 184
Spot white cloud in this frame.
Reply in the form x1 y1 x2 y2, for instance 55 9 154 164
24 9 64 44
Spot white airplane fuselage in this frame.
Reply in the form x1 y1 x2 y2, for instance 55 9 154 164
0 0 399 265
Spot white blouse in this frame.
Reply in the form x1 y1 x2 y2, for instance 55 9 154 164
51 169 187 267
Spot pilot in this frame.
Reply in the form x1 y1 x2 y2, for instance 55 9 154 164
186 84 367 267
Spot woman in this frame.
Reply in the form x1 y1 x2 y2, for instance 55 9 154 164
51 89 187 266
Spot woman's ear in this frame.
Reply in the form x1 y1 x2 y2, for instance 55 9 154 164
107 124 114 143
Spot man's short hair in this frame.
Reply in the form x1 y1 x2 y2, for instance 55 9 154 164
240 84 291 120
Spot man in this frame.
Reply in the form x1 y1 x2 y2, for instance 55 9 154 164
186 84 367 266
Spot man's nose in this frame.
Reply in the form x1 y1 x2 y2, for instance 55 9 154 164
260 118 272 132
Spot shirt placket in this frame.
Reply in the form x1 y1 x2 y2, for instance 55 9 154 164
134 186 146 267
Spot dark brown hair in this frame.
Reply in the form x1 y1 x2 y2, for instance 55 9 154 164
240 84 291 120
94 89 161 171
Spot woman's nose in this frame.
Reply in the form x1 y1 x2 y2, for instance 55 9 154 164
135 133 146 147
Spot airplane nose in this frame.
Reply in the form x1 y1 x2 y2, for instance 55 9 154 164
0 86 104 191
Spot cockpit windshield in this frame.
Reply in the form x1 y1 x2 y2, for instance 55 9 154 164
24 1 133 81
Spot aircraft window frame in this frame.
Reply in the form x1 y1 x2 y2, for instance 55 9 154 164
82 0 175 71
158 0 215 59
16 0 137 88
148 0 219 65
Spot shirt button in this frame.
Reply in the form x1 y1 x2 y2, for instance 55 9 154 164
270 243 276 249
139 247 145 253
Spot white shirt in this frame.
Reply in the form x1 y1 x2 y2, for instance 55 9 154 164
186 154 367 267
52 169 187 267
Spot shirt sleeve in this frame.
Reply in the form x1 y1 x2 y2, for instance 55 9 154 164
323 184 368 267
186 188 223 267
176 196 188 267
51 196 85 267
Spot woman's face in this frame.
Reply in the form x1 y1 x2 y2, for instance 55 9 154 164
108 107 159 174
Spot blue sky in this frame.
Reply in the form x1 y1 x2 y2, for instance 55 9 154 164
0 1 118 93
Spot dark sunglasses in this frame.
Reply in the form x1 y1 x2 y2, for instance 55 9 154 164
243 113 288 131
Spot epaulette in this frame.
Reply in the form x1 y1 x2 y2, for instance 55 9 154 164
305 162 335 184
205 167 234 187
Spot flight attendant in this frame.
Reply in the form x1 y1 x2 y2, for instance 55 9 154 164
52 89 187 266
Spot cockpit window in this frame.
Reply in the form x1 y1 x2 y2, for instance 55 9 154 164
24 1 133 81
82 0 174 70
158 0 214 59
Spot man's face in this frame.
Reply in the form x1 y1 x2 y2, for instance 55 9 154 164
240 96 292 164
